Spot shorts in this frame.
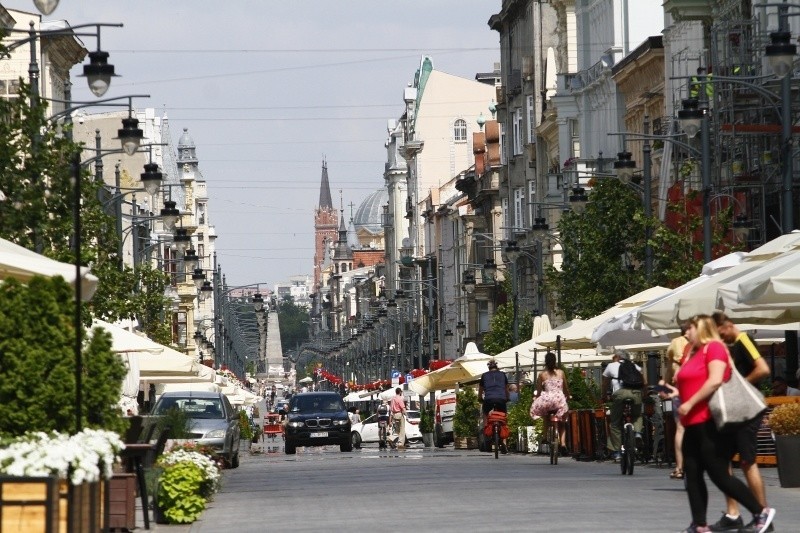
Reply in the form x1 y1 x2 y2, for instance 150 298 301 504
482 399 507 415
732 413 764 466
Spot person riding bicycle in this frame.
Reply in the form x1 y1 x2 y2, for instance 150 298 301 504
479 359 509 453
602 349 646 462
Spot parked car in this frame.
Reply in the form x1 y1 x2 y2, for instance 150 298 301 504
151 390 242 468
351 412 423 448
406 409 421 426
283 392 352 454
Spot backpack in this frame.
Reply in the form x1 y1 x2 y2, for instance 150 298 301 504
618 359 644 389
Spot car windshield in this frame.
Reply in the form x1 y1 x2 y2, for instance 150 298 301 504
155 397 225 419
291 396 345 413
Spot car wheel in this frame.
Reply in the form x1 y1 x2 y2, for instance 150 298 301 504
284 441 296 455
351 432 361 449
340 440 353 452
230 452 240 469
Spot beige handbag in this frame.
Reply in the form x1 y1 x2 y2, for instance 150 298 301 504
707 343 767 431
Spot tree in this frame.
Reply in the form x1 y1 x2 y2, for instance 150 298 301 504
0 81 172 339
545 178 649 320
0 277 126 436
277 296 310 350
482 278 533 356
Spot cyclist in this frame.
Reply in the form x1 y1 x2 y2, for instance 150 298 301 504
479 359 509 453
602 350 646 461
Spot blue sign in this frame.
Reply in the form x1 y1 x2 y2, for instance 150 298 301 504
405 373 414 384
391 370 401 379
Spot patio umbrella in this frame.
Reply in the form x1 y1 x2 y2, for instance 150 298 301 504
534 286 671 349
298 376 314 384
409 342 491 395
0 237 98 299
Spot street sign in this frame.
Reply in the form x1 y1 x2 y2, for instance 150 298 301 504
405 373 413 384
391 369 400 387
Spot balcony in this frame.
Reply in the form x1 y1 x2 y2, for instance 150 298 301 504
662 0 713 22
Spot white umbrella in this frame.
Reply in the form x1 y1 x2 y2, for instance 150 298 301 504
0 237 98 299
409 342 491 395
535 286 671 348
298 376 314 384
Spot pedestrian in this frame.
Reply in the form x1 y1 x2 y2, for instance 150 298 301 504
530 351 570 455
602 349 645 461
771 376 800 397
710 311 773 532
666 322 690 481
659 314 775 533
508 383 520 405
390 387 407 449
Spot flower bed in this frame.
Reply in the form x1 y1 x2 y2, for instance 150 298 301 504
0 429 123 484
155 443 222 524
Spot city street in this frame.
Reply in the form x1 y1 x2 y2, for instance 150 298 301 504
153 440 800 533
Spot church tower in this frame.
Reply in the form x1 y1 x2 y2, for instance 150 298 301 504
314 160 338 292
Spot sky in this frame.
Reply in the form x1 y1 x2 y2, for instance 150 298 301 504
27 0 501 288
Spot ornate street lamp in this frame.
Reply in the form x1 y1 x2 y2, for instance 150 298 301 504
139 162 163 195
765 31 797 78
33 0 59 15
160 200 179 232
183 248 199 271
173 228 191 254
191 268 205 290
462 270 476 294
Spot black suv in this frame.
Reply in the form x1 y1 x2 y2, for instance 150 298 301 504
283 392 352 454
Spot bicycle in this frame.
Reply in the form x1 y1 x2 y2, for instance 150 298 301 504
619 398 635 475
483 409 508 459
547 410 560 465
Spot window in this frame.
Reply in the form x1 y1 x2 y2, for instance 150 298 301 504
499 123 507 165
453 119 467 142
513 188 524 230
527 95 535 143
512 108 523 155
501 198 509 239
570 119 581 159
528 180 537 226
477 300 490 333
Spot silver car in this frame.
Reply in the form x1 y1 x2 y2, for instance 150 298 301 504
152 391 242 468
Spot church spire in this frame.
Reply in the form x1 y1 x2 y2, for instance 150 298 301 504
318 158 333 209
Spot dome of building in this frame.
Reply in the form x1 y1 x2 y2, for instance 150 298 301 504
353 188 388 235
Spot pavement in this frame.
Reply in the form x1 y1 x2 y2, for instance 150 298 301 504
140 439 799 532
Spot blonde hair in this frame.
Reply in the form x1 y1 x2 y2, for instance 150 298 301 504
689 314 722 345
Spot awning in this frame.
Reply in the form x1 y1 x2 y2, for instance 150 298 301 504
0 237 98 300
409 342 491 395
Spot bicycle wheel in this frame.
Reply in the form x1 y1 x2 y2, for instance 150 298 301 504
493 423 499 459
549 421 557 465
619 426 628 475
624 426 635 475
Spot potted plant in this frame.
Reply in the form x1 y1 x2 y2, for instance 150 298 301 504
419 406 435 447
769 402 800 488
506 383 535 453
453 387 481 449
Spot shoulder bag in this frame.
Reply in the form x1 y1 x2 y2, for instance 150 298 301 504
706 341 767 431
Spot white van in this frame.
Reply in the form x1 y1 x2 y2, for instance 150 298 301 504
434 391 456 447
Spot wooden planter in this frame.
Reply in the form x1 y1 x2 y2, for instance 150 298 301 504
0 476 105 533
453 436 479 449
106 474 136 531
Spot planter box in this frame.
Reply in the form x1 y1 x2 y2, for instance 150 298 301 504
453 436 479 449
0 476 104 533
775 434 800 488
106 474 136 531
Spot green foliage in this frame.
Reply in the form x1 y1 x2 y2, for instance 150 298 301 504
453 387 481 437
507 382 535 444
565 367 601 410
238 410 253 440
482 278 533 355
157 461 208 524
650 197 743 289
419 406 434 434
277 296 310 350
0 276 125 436
545 178 650 320
153 407 193 440
0 82 172 340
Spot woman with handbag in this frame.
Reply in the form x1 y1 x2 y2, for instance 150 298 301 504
658 314 775 533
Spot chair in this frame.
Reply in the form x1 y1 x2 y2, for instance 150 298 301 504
123 416 144 444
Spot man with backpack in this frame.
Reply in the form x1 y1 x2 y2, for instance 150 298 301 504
602 349 646 461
